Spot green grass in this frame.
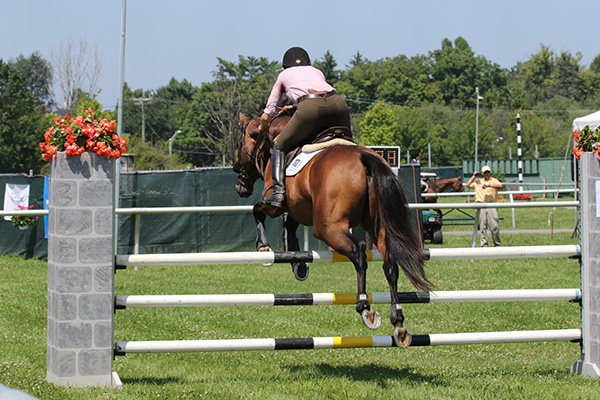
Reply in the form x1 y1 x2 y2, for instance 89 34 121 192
433 196 578 233
2 200 599 399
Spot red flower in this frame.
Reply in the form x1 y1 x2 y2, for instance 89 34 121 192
40 107 126 161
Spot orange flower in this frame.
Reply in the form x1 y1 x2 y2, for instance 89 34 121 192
40 109 125 161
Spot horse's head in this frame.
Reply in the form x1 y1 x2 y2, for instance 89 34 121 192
453 177 465 192
234 112 292 197
234 112 268 197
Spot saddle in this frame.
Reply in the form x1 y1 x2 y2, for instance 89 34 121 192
284 126 355 167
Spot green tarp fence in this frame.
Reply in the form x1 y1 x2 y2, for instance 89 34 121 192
0 165 420 259
117 167 331 255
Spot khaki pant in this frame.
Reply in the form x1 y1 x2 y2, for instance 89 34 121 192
479 208 501 247
274 94 350 151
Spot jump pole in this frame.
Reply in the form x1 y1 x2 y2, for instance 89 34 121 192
115 288 581 308
115 245 580 268
114 329 581 354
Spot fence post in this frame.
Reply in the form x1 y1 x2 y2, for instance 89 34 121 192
46 152 118 387
516 114 523 191
572 152 600 377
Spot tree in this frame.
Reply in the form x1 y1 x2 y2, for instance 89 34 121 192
10 52 53 109
358 103 399 146
51 39 102 111
348 51 366 68
313 51 339 84
549 51 585 100
183 56 279 166
0 60 45 173
358 103 446 165
428 37 507 108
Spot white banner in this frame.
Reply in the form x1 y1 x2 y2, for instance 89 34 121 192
3 184 30 221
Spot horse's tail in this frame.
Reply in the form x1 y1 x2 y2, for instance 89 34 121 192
360 152 433 291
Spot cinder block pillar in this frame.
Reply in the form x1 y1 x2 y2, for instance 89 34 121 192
572 152 600 377
47 152 116 386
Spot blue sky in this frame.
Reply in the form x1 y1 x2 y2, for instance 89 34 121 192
3 0 599 111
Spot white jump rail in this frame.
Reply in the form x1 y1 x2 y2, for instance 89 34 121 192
115 244 580 268
421 188 577 198
114 329 582 354
114 201 577 215
0 210 48 217
115 288 581 308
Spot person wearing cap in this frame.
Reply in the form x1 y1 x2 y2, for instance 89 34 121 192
410 150 420 165
258 47 351 210
466 166 502 247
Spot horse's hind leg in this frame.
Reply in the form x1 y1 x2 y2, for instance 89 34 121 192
382 258 411 348
317 226 381 329
283 214 309 281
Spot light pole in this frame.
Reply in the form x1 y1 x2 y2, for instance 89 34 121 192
169 130 181 166
474 87 484 172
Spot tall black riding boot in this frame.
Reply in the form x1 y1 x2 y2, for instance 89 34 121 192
261 146 286 209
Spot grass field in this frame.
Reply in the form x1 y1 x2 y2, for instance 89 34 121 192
2 198 599 399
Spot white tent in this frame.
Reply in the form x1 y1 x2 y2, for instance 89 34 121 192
573 110 600 131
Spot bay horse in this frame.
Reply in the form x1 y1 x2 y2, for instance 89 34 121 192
422 176 465 204
233 112 433 347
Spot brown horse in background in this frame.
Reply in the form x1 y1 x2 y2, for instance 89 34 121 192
422 176 465 203
233 112 433 347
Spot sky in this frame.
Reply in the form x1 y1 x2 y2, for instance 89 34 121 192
3 0 599 111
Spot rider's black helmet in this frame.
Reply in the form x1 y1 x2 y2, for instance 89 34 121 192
282 47 311 69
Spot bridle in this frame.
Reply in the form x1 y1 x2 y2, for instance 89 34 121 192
237 118 271 180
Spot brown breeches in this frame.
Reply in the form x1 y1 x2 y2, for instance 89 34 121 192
274 94 351 152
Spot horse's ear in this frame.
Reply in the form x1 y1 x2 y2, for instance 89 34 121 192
239 112 248 125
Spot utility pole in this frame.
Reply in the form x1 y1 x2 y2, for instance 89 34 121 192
474 87 483 172
132 97 153 142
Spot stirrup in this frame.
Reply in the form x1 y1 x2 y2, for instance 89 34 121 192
261 187 285 208
261 192 285 208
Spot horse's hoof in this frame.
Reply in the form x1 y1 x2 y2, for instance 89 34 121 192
292 262 309 281
258 246 273 266
393 326 412 348
361 310 381 330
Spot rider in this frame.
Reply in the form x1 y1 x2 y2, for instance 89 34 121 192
259 47 351 210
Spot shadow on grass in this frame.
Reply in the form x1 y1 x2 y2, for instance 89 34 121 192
285 362 445 388
120 376 181 385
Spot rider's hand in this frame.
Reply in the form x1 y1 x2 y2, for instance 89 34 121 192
259 113 272 133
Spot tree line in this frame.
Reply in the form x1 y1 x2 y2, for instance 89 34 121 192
2 37 600 173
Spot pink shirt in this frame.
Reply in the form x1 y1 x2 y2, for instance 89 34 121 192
263 66 335 116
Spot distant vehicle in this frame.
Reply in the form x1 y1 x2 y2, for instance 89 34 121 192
421 210 443 244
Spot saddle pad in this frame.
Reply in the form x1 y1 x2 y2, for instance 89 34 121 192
286 149 323 176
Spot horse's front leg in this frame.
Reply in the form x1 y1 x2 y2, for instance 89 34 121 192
382 259 411 348
253 204 271 251
283 213 309 281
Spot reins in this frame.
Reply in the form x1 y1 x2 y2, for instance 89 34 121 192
237 109 292 180
238 119 271 179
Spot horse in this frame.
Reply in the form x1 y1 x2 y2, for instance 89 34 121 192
422 176 465 217
422 176 465 204
233 112 433 347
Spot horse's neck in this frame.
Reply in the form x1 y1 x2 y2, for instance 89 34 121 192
434 179 454 191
